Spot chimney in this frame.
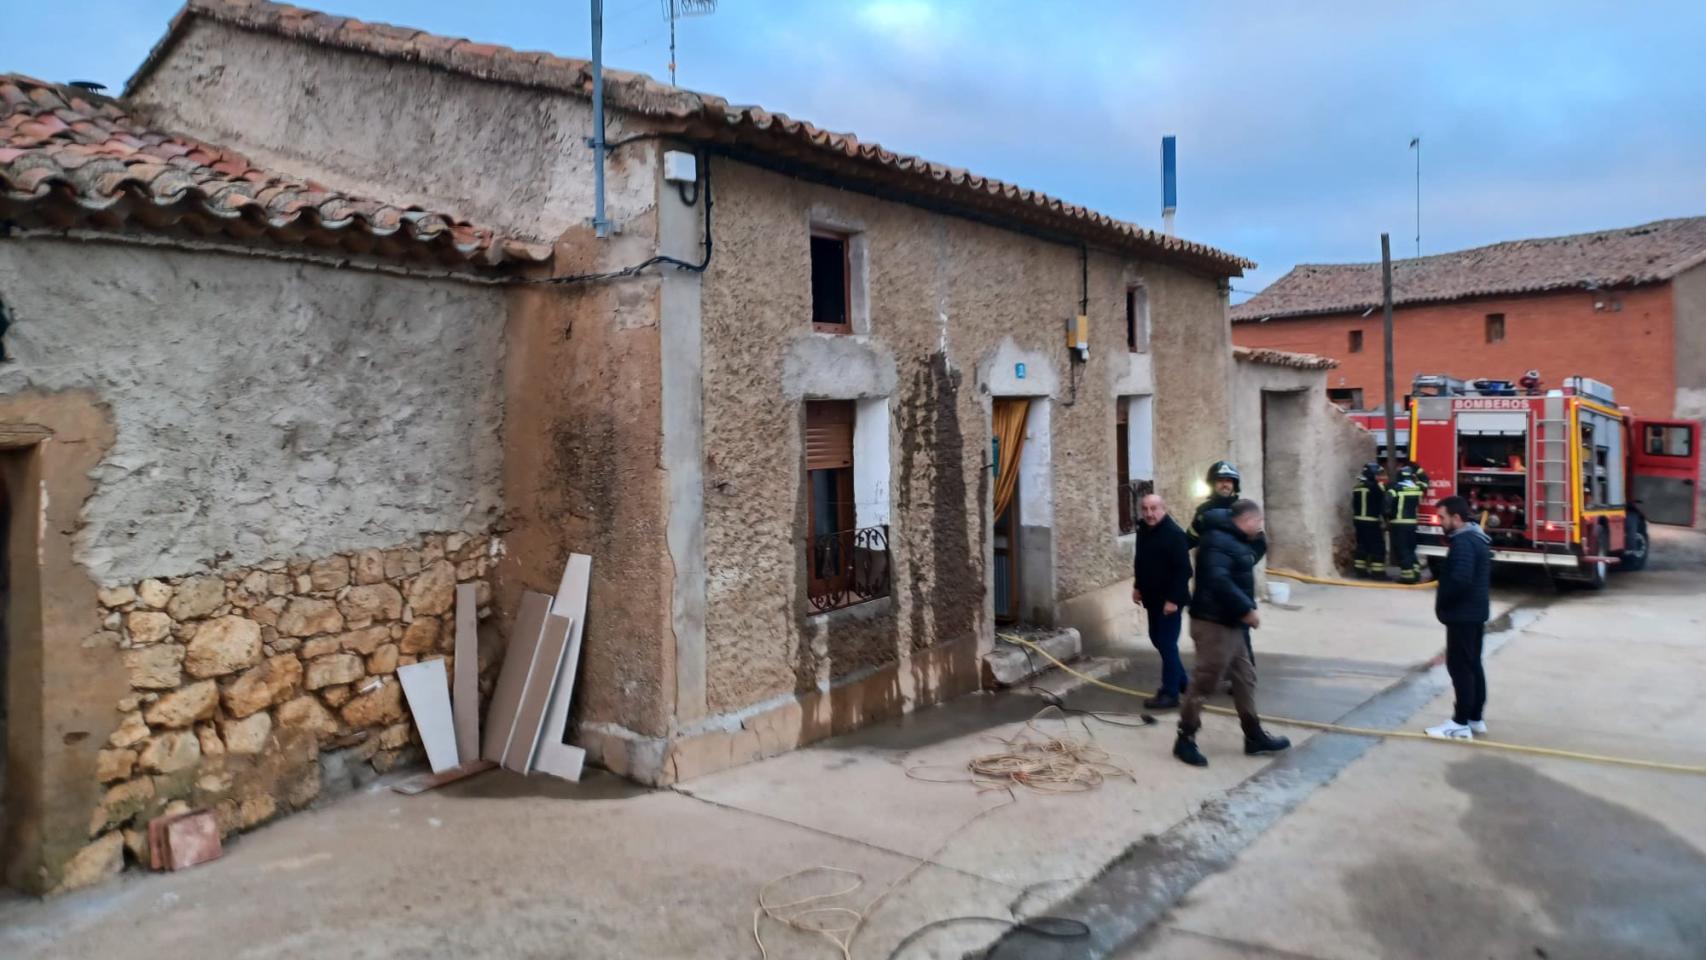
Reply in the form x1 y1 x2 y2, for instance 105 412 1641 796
1161 135 1177 236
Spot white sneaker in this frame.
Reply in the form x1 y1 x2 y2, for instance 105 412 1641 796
1425 720 1474 740
1468 720 1488 735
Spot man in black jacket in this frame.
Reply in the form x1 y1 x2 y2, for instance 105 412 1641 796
1174 500 1291 767
1132 493 1191 709
1187 460 1265 675
1426 496 1493 740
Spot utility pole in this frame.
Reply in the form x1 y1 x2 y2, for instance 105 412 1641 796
1410 137 1421 257
1381 233 1398 482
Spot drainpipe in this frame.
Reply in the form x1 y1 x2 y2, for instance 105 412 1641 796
589 0 610 239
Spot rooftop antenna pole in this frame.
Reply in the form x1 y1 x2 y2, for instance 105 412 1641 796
662 0 718 87
590 0 609 238
1410 136 1421 257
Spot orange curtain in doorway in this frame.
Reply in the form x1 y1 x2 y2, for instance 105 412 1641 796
993 398 1030 521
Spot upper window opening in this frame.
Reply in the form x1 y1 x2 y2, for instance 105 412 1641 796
1485 313 1506 343
811 232 851 333
1347 330 1364 354
1125 285 1150 352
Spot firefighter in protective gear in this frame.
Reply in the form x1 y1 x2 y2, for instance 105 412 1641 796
1388 464 1426 583
1351 462 1389 577
1188 462 1266 562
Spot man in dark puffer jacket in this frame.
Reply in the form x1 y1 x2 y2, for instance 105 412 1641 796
1174 500 1291 767
1425 495 1493 740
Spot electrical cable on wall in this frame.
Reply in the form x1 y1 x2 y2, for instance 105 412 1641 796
533 147 714 286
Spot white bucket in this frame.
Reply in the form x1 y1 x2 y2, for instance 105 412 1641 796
1267 581 1292 605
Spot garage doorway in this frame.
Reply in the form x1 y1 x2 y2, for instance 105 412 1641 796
1260 390 1310 570
0 442 40 891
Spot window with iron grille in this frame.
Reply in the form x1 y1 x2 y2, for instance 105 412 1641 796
804 400 890 612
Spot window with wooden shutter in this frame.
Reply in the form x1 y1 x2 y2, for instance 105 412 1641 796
804 400 854 470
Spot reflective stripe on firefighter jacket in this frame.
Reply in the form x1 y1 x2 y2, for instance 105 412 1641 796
1389 480 1423 525
1351 482 1386 522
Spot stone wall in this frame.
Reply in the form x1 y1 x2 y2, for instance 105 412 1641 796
62 533 495 891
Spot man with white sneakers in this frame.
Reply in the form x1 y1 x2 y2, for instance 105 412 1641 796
1426 496 1492 740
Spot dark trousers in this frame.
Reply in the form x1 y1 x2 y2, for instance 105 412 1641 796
1180 619 1262 739
1445 622 1487 725
1390 523 1419 582
1353 520 1385 574
1146 604 1186 697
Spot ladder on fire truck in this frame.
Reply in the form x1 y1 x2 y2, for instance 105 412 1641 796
1534 397 1573 538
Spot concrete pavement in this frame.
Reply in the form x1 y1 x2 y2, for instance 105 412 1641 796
1115 557 1706 960
1 564 1632 960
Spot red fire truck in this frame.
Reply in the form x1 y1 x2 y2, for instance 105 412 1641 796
1408 374 1700 588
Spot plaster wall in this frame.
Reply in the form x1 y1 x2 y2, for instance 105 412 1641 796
130 20 658 247
695 157 1234 718
1231 359 1375 576
0 241 506 585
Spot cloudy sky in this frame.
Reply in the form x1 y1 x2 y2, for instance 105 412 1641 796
7 0 1705 298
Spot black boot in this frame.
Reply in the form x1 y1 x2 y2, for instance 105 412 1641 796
1143 693 1180 710
1244 729 1292 756
1174 732 1208 767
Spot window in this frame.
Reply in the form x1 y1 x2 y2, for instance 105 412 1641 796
1125 285 1150 352
804 400 889 612
1485 313 1505 343
1347 330 1363 354
1644 424 1694 458
1116 396 1155 534
1327 388 1364 410
811 231 851 333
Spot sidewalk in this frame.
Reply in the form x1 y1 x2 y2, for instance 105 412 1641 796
0 580 1522 959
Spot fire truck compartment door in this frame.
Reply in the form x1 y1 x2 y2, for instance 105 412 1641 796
1456 411 1527 435
1631 419 1700 527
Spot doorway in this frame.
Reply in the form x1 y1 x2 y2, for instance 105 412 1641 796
991 397 1055 625
992 398 1027 622
1260 390 1310 570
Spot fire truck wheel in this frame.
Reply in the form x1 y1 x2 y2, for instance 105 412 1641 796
1618 513 1650 572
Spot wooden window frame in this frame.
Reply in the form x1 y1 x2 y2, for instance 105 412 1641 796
810 229 854 335
1485 313 1506 344
805 400 857 601
1348 329 1364 354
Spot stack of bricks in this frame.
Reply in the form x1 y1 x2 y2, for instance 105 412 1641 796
73 532 497 885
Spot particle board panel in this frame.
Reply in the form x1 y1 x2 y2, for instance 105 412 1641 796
532 553 592 780
499 612 574 773
398 658 459 774
481 590 553 763
452 582 480 764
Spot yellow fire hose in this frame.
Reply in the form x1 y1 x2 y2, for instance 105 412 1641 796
998 633 1706 777
1265 567 1435 590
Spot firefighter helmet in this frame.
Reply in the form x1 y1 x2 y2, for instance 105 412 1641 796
1206 460 1242 492
1360 461 1383 484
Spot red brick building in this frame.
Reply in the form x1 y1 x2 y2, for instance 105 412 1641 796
1230 217 1706 420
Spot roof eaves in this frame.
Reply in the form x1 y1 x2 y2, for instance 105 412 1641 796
129 0 1254 277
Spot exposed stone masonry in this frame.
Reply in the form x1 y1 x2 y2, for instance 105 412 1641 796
64 533 497 889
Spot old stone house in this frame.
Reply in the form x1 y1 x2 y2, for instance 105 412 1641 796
1 0 1254 891
0 72 547 892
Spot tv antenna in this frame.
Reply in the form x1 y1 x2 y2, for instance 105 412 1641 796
662 0 718 86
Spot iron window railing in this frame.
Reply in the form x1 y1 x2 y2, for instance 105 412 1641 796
807 524 891 613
